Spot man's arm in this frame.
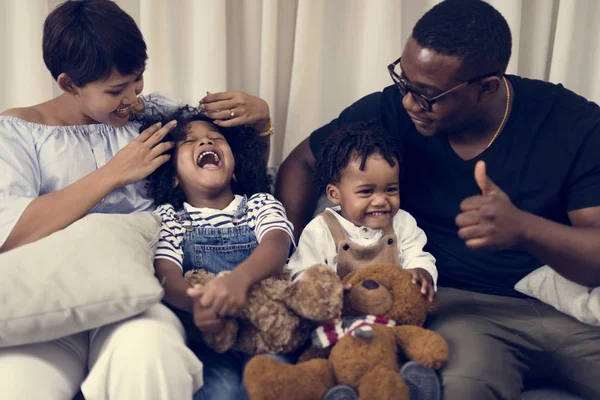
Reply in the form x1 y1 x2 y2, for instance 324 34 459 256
457 161 600 287
519 207 600 286
275 138 319 239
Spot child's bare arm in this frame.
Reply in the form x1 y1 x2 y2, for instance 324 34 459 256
197 229 291 317
235 229 291 285
154 258 194 312
156 259 226 332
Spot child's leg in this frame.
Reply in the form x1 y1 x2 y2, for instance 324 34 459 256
192 345 246 400
193 343 299 400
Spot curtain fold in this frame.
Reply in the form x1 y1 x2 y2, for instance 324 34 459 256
1 0 599 166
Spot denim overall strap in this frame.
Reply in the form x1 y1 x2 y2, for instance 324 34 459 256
179 196 258 275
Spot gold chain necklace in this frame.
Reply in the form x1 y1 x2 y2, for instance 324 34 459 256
486 76 511 148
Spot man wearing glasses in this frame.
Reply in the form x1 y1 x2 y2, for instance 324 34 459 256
276 0 600 399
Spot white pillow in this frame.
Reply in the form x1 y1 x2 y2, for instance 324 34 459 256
0 212 164 347
515 265 600 327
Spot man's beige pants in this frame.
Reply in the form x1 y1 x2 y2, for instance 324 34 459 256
429 287 600 400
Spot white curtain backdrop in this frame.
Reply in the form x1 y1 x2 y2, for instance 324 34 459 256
2 0 600 167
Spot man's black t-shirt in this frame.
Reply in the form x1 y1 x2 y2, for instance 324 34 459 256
310 76 600 297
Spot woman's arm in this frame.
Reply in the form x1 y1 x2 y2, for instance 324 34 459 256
0 121 175 252
2 167 119 252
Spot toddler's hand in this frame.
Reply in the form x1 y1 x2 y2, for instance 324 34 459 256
408 268 435 302
191 273 250 318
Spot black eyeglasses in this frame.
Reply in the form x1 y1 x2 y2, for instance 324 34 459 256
387 56 499 112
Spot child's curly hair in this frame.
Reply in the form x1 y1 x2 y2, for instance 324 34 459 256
136 105 271 210
316 120 403 192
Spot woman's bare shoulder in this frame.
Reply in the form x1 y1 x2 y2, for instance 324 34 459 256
1 106 46 124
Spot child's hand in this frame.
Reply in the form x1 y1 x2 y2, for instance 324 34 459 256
191 273 250 318
192 302 226 333
188 285 225 333
408 268 435 302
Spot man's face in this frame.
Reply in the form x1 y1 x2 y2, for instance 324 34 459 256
397 38 482 137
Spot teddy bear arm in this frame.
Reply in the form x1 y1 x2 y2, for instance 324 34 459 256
392 326 449 370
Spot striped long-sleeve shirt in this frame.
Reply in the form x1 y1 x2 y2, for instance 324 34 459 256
153 193 294 270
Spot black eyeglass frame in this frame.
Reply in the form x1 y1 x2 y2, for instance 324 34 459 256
387 56 500 112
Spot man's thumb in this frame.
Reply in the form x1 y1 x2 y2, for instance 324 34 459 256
474 160 498 195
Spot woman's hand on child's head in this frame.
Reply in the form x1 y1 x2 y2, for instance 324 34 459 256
105 120 177 187
199 91 270 130
408 268 436 302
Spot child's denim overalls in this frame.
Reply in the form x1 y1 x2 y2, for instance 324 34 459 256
179 196 257 275
174 197 256 343
177 197 294 400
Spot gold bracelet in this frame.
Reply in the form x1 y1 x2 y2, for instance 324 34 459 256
257 119 274 137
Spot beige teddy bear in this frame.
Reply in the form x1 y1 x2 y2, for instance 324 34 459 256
184 264 344 354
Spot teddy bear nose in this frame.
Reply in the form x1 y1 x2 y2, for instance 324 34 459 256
362 280 379 290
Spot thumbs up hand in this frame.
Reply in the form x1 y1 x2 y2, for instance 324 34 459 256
455 161 526 250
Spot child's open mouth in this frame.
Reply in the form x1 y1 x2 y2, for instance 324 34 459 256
197 150 222 169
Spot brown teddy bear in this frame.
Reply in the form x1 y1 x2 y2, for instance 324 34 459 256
243 263 449 400
183 264 344 355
